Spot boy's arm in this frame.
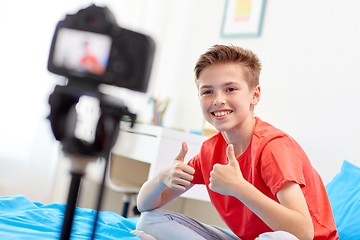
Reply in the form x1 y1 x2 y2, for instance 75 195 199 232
137 142 195 212
209 145 314 240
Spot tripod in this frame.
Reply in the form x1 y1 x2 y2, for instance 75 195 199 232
48 83 136 240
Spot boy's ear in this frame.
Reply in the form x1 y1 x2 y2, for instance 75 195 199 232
251 85 261 106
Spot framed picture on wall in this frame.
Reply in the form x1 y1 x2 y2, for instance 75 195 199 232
221 0 266 38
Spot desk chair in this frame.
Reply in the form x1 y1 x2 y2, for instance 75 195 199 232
106 153 150 217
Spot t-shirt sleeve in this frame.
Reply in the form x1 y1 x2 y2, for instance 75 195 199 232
260 136 306 195
187 153 205 184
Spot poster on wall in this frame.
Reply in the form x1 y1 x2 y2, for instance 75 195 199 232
221 0 266 37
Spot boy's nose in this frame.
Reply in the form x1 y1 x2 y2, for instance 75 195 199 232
213 93 226 106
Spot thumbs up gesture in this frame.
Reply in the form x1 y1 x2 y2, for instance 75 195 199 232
162 142 195 191
209 144 244 196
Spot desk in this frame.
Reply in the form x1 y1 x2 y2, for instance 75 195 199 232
110 122 210 202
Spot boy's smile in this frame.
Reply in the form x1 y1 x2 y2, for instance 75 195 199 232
212 110 232 117
198 63 260 133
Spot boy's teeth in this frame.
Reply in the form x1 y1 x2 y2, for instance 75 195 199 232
214 111 231 116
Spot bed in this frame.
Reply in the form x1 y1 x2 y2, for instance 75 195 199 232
1 160 359 240
0 195 140 239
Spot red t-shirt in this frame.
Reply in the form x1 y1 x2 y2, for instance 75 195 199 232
187 117 338 240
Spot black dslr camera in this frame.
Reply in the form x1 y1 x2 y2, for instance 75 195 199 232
47 5 155 239
48 4 155 92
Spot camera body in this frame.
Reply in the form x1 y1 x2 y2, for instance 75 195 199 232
48 4 155 92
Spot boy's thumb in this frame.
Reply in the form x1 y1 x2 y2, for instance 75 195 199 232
175 142 188 162
226 144 237 165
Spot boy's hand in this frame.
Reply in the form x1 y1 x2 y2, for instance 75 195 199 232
209 144 244 196
162 142 195 191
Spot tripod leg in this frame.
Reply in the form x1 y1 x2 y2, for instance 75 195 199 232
60 172 83 240
91 155 110 240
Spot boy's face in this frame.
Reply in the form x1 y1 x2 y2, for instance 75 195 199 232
198 63 260 133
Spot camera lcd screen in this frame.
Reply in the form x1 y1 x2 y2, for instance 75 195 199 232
52 28 112 75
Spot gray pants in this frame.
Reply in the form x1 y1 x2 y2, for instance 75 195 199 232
136 209 298 240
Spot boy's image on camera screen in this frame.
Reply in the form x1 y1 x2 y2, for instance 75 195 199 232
53 28 112 75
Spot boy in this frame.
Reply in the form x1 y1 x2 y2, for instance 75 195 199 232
133 45 338 240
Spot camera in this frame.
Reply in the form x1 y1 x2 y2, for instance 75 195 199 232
48 4 155 92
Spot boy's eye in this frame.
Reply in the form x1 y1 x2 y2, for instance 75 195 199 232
226 87 237 92
201 90 212 95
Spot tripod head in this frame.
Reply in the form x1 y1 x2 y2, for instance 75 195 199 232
48 81 136 159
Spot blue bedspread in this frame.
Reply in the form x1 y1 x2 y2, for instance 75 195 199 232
0 195 140 239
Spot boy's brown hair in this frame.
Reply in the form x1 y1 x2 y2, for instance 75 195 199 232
194 45 262 89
